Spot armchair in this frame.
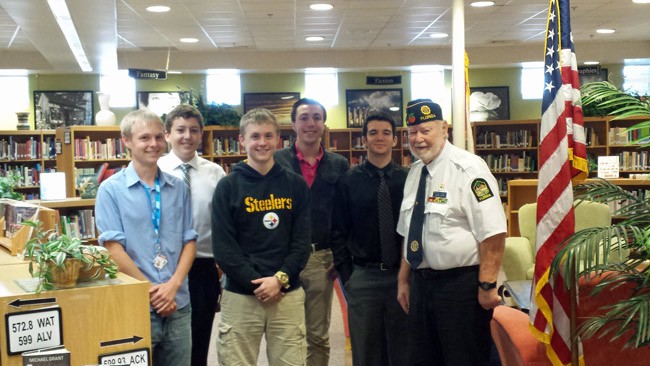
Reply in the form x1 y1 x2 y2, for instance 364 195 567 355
501 201 612 281
491 273 650 366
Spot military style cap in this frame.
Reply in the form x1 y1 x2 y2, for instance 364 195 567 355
405 99 443 126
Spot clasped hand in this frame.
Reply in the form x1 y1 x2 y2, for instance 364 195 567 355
252 276 284 304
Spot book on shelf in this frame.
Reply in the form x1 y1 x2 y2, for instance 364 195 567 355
96 162 110 183
22 345 70 366
59 212 95 239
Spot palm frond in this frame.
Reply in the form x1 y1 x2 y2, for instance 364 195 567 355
582 81 650 118
579 290 650 348
581 81 650 147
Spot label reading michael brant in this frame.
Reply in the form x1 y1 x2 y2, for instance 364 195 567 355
5 307 63 355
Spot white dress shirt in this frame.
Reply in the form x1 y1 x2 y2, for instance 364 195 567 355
159 151 226 258
397 141 506 270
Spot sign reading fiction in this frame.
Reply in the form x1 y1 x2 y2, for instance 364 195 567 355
366 75 402 85
128 68 167 80
99 348 150 366
5 307 63 354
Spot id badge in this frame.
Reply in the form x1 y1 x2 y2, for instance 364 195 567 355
153 254 168 270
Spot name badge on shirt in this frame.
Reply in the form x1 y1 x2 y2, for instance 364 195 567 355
153 254 168 270
428 185 448 204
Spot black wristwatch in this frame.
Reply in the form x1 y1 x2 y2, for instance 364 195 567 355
478 281 497 291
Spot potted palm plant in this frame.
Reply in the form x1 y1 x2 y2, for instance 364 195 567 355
548 81 650 347
23 220 118 293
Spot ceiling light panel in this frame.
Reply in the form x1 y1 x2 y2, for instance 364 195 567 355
146 5 170 13
47 0 92 71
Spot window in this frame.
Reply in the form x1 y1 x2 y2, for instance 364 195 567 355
305 68 338 107
410 66 451 121
623 65 650 96
100 71 135 108
206 70 241 105
521 63 544 100
0 75 29 128
410 66 445 100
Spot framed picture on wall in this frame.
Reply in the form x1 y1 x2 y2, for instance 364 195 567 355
243 92 300 124
33 90 94 129
469 86 510 122
136 91 187 117
345 88 403 128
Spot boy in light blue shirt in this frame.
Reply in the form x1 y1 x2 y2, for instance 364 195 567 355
95 109 197 366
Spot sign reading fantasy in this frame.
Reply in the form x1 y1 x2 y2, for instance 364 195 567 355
128 68 167 80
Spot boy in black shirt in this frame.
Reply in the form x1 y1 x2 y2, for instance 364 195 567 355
331 110 409 366
212 108 311 365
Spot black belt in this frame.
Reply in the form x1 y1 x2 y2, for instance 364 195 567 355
310 243 330 252
413 265 479 279
353 258 398 271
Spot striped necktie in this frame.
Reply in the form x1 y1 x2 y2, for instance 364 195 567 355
179 163 191 190
377 170 399 268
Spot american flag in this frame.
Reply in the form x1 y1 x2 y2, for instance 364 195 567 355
529 0 588 365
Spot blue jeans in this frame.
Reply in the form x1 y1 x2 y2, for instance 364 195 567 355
151 304 192 366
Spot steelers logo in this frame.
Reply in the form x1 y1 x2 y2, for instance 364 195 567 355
410 240 419 252
421 105 431 115
263 212 280 229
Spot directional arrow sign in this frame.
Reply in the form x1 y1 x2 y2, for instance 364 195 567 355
6 307 63 354
9 298 57 308
100 335 143 347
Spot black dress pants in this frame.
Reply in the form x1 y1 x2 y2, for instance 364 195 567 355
188 258 221 366
408 265 493 366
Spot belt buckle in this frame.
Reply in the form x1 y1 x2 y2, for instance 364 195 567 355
379 263 388 270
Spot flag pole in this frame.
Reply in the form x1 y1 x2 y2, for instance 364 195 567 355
570 259 578 365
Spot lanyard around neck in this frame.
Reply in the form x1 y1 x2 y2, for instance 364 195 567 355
142 175 162 250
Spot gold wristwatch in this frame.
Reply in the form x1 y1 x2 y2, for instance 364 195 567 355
274 271 290 289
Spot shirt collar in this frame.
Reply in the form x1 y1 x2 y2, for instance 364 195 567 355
363 161 394 178
125 162 171 188
166 150 199 170
295 142 324 165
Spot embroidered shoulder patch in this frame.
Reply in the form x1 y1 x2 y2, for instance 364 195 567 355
471 178 494 202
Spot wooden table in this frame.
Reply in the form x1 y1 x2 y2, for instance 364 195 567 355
0 265 151 366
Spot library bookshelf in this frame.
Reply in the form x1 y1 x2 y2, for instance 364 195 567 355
507 178 650 237
54 126 129 198
203 125 295 173
327 127 413 167
474 116 650 211
0 129 56 199
29 198 98 242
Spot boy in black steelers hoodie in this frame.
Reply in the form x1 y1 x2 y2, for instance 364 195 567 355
212 108 311 365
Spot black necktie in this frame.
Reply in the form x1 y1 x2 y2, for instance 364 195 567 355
377 170 399 268
406 165 428 269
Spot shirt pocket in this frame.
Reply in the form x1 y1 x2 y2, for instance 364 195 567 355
424 202 449 234
399 198 416 224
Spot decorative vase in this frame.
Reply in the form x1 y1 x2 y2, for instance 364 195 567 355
51 258 81 289
16 112 30 130
95 92 116 126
